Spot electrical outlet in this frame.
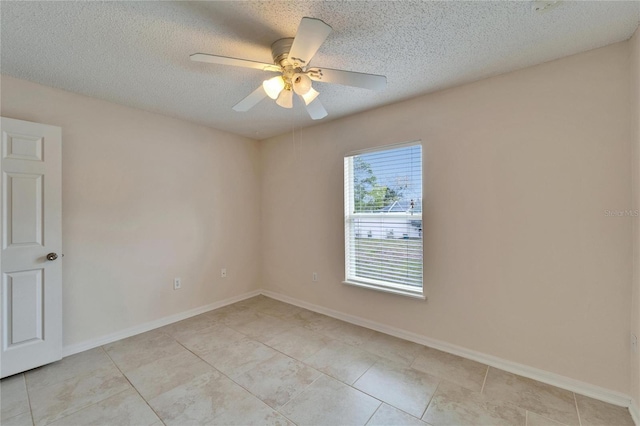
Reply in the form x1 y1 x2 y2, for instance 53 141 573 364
221 268 227 278
312 272 318 282
632 333 638 353
174 277 182 290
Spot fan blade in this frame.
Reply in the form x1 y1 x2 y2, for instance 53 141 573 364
304 98 328 120
308 67 386 90
190 53 280 72
232 85 267 112
288 17 332 66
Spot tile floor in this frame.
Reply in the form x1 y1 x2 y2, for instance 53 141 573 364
0 295 635 426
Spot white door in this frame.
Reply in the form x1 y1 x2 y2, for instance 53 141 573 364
0 117 62 378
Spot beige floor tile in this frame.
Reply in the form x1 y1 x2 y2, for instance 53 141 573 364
148 370 221 425
367 403 427 426
253 299 303 319
125 350 215 400
230 313 296 342
287 309 342 331
202 305 248 323
411 346 488 392
1 374 30 421
280 375 381 426
207 302 251 316
482 368 579 426
149 370 290 426
199 337 280 377
233 352 321 409
2 412 34 426
172 323 245 356
526 411 568 426
354 361 440 418
103 330 185 372
359 331 423 366
422 380 525 426
319 321 377 347
25 347 112 392
18 302 629 426
211 400 294 426
575 394 634 426
159 313 221 337
212 308 266 328
304 339 381 385
260 304 304 320
29 364 131 426
252 296 286 308
233 295 275 311
227 295 268 310
47 388 159 426
263 326 333 360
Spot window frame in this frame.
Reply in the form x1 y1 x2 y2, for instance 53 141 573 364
343 141 425 300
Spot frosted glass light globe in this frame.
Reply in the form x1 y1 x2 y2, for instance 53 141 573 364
276 89 293 108
262 76 285 100
301 87 319 105
292 73 312 95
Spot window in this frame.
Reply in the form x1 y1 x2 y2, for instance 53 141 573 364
343 142 423 299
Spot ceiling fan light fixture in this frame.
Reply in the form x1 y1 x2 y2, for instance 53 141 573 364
192 17 387 119
300 87 320 105
263 76 285 99
276 88 293 108
292 73 312 95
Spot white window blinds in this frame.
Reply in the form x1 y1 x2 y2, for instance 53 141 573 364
344 143 423 297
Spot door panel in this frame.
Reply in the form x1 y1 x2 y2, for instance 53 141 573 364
4 269 44 346
3 132 43 162
0 117 62 378
4 173 44 247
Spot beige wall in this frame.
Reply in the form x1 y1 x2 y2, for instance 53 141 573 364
631 27 640 408
1 36 636 397
0 75 261 347
260 41 633 393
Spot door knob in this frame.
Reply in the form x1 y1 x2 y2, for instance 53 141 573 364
46 253 58 261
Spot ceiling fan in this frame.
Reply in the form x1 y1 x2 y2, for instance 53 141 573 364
190 17 387 120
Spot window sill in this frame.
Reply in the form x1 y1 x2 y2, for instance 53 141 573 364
342 280 426 300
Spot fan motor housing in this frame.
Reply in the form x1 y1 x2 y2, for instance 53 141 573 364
271 38 295 66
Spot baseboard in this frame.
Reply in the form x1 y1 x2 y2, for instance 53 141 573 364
61 289 261 357
60 287 635 419
630 399 640 426
261 289 633 410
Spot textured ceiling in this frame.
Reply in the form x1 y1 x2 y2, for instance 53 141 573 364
1 1 639 139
